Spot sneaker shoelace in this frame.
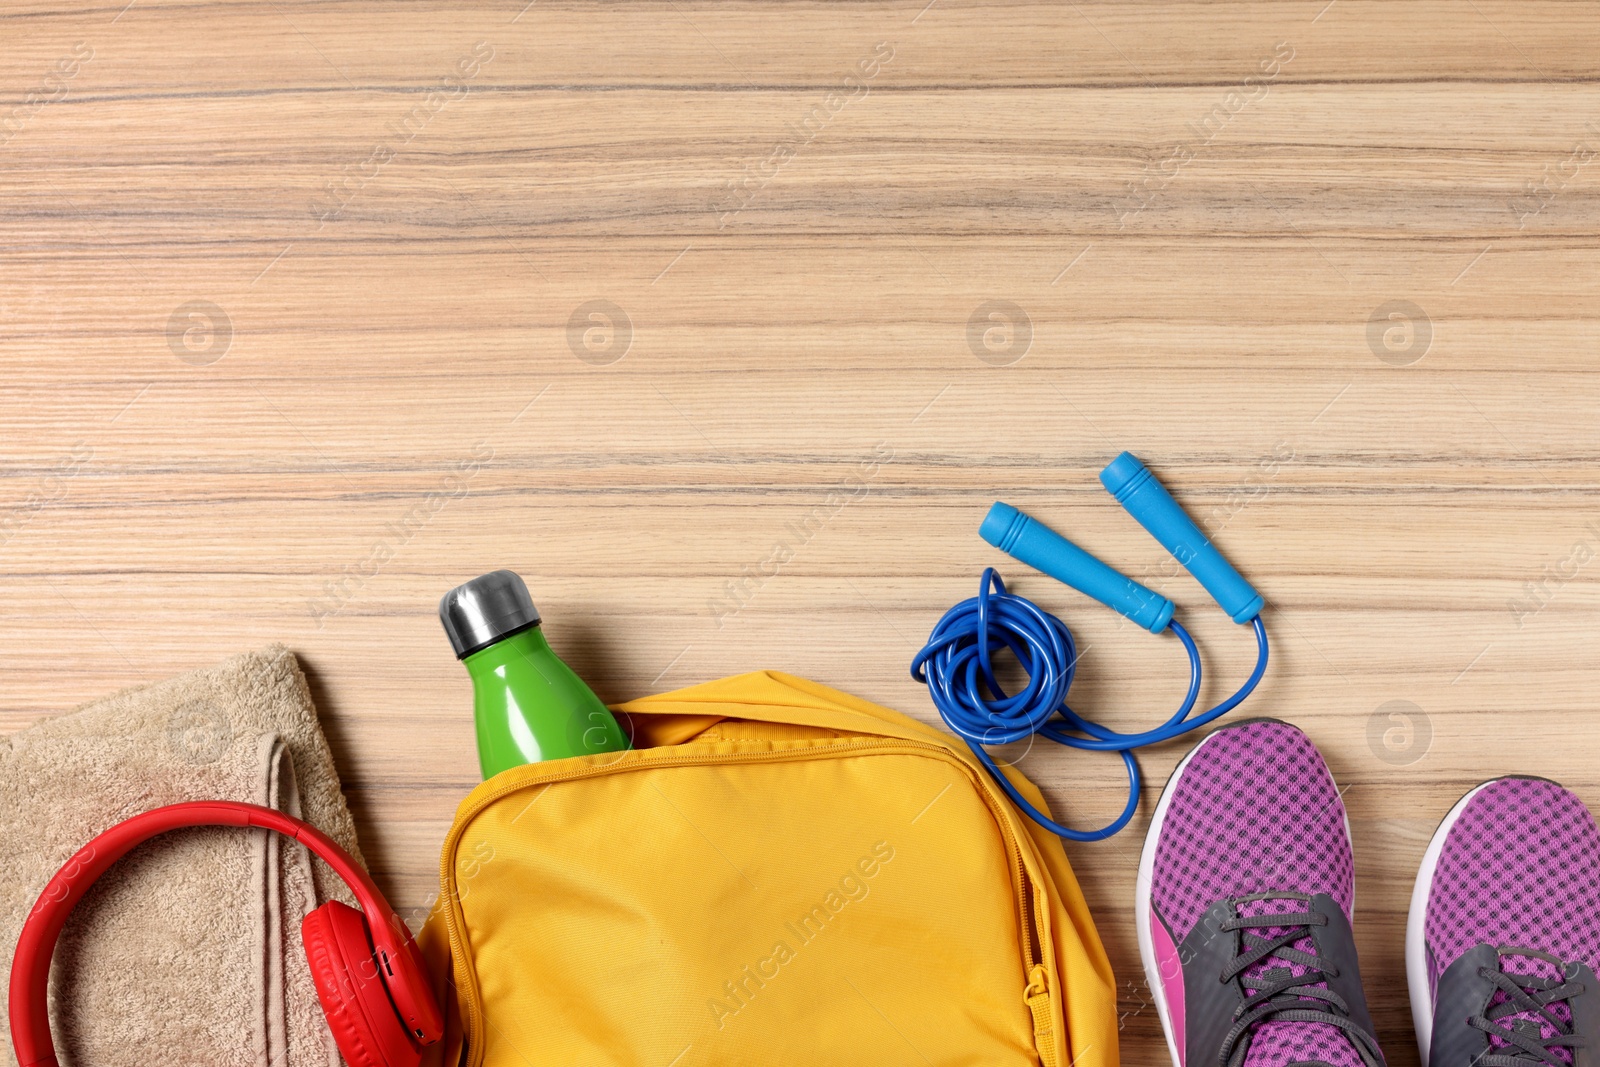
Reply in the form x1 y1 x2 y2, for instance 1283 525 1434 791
1470 953 1588 1067
1217 904 1386 1067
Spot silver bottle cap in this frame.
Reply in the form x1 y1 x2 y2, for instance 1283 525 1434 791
439 569 542 659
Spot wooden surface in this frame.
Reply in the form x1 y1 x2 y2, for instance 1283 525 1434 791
6 1 1600 1062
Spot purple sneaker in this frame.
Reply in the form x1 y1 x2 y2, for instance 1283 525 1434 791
1407 776 1600 1067
1138 719 1385 1067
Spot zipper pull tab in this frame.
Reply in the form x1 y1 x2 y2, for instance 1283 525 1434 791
1025 963 1059 1067
1025 963 1050 1000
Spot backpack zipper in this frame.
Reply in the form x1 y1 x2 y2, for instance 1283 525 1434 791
439 737 1049 1063
1025 962 1059 1067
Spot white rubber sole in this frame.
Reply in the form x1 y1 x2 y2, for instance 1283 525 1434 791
1135 722 1356 1067
1136 735 1206 1067
1406 780 1495 1066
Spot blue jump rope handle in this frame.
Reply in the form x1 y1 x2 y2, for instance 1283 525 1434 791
1099 452 1264 623
980 501 1175 634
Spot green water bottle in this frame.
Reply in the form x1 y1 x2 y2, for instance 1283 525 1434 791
439 569 630 779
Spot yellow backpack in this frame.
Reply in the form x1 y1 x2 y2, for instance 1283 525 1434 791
418 671 1117 1067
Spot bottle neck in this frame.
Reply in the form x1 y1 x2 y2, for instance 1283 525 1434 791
462 624 552 676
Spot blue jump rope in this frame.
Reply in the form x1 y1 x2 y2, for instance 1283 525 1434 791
911 452 1268 842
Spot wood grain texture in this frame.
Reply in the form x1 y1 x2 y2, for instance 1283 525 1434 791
4 1 1599 1062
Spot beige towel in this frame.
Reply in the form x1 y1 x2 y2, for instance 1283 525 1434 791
1 646 362 1067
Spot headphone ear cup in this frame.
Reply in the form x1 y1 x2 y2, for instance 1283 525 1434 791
302 901 421 1067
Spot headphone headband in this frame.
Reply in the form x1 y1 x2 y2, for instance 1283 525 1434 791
8 801 438 1067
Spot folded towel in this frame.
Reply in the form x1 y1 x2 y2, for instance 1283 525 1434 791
1 646 362 1067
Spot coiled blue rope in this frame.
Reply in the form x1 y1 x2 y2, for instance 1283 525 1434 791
910 568 1269 842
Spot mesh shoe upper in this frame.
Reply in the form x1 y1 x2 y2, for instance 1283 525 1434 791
1420 777 1600 1067
1423 777 1600 981
1243 1019 1370 1067
1152 719 1355 940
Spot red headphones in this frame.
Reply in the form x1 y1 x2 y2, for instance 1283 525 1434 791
8 802 443 1067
